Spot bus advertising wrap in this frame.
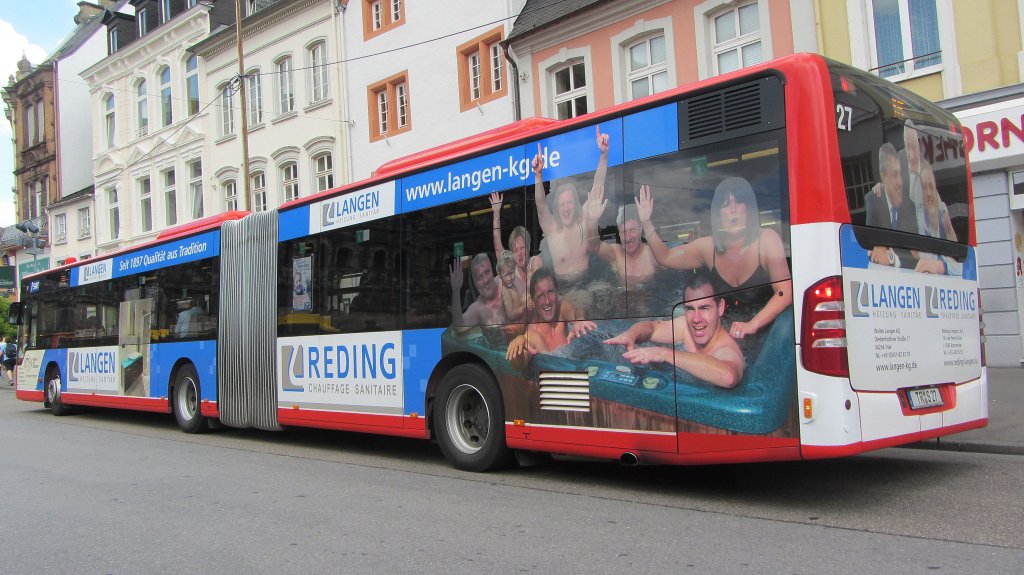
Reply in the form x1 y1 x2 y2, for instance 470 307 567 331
400 121 624 213
278 331 404 414
72 230 220 287
841 227 982 388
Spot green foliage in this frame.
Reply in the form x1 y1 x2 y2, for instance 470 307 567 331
0 296 18 342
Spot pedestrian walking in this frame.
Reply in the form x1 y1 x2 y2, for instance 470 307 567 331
2 336 17 385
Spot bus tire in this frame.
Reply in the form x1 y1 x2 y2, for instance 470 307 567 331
434 364 513 472
46 369 70 416
173 364 207 434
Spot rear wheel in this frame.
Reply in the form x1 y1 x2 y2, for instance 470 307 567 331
173 364 207 433
434 364 513 472
46 369 70 416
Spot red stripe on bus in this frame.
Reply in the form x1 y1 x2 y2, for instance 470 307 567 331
199 402 220 418
277 409 430 439
60 393 170 413
16 390 44 402
801 418 988 459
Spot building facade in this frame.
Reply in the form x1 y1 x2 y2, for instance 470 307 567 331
338 0 527 180
79 1 234 255
506 0 809 120
193 0 350 213
2 55 56 279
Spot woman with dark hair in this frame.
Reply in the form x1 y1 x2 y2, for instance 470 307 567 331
637 176 792 342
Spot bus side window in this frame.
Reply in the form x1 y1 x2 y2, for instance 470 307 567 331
319 218 401 333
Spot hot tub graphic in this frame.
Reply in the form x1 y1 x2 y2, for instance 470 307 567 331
441 308 796 436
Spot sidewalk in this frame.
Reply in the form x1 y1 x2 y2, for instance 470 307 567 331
908 366 1024 456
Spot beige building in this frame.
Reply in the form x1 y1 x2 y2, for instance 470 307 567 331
816 0 1024 366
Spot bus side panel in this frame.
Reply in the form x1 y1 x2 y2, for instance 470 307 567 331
14 349 58 399
401 328 443 423
274 331 405 429
150 340 218 401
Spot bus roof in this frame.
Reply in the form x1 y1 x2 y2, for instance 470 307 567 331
279 53 836 214
23 210 249 281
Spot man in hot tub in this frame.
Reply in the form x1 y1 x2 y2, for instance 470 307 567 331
505 266 596 361
603 268 745 389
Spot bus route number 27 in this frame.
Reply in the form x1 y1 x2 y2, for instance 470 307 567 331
836 104 854 132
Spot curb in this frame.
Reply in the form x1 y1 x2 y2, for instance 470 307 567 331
902 440 1024 457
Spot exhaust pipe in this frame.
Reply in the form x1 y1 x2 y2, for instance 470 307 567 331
619 452 640 466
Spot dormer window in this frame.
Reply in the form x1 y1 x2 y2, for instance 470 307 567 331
108 27 119 53
138 7 148 36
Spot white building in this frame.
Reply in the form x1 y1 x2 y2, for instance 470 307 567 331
48 2 118 265
192 0 350 212
338 0 526 180
80 1 225 255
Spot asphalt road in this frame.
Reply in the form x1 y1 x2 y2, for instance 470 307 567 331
1 391 1021 574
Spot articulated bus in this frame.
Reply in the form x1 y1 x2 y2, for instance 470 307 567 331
10 54 986 471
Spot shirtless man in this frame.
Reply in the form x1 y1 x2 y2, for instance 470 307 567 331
603 269 745 389
532 126 609 285
450 253 507 335
505 267 596 360
588 200 659 286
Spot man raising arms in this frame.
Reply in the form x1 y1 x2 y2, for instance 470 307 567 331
532 126 609 285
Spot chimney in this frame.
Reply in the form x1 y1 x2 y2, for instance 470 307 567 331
74 2 106 24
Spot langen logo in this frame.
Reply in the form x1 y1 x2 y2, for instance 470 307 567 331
321 188 382 229
849 280 922 318
81 261 108 282
67 350 117 384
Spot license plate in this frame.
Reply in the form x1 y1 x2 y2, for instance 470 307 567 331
907 387 944 409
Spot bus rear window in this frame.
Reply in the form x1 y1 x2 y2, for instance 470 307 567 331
829 63 969 246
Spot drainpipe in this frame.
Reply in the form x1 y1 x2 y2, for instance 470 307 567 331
501 40 522 122
332 0 353 185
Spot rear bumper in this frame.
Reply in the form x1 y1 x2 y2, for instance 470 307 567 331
802 373 988 459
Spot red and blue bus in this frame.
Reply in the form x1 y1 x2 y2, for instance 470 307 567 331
10 54 986 470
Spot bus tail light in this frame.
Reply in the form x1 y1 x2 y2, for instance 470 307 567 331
801 276 849 377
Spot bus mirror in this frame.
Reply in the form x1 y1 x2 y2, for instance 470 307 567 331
7 302 22 325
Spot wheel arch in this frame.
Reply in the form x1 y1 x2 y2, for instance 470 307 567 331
424 351 495 438
42 360 61 407
166 357 199 413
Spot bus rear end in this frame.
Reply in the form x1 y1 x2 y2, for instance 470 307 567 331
796 61 987 458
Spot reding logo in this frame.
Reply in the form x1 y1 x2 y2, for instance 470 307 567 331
280 341 398 391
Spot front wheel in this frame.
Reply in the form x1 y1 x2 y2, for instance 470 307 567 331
434 364 513 472
46 369 71 416
173 364 207 434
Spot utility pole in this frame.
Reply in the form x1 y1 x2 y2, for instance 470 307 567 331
235 0 251 210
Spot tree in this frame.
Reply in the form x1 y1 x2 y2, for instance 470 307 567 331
0 296 20 342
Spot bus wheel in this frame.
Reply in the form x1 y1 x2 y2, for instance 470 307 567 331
434 365 513 472
173 365 207 434
46 369 70 416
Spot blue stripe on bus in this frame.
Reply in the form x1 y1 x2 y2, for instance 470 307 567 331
839 226 870 269
398 120 625 214
963 247 977 281
151 340 218 401
71 230 221 287
278 205 311 242
402 328 443 416
623 103 678 162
